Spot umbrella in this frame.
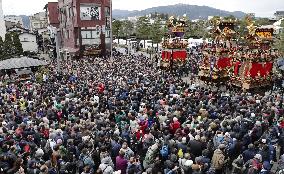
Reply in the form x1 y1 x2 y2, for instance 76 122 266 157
0 57 49 70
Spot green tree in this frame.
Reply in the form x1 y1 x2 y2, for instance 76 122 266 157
188 20 207 39
3 33 13 59
12 32 23 56
254 18 272 26
236 16 250 42
121 20 134 44
0 37 4 60
112 20 123 44
223 15 236 21
150 18 164 50
275 20 284 54
136 16 151 48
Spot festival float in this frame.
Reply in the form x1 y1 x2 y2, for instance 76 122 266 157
198 18 237 82
161 16 188 70
230 17 279 90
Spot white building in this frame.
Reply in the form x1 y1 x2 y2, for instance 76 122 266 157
19 32 38 53
127 16 138 23
29 12 47 31
260 18 284 35
0 0 6 40
275 11 284 20
208 16 214 21
4 15 24 27
273 18 284 34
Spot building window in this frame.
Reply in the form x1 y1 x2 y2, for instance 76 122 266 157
67 30 70 39
66 6 69 19
106 17 110 29
61 29 64 38
81 30 92 39
105 30 111 38
105 7 110 17
80 4 101 20
69 7 73 18
64 29 68 39
81 30 100 39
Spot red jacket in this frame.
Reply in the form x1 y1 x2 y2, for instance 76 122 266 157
98 84 105 94
170 121 180 134
280 120 284 128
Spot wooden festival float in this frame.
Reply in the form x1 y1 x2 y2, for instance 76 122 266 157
230 18 279 90
161 16 188 70
198 18 237 82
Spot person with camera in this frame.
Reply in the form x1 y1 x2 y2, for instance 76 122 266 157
126 156 142 174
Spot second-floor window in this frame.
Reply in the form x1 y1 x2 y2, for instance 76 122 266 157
105 7 110 17
80 4 101 20
68 7 73 18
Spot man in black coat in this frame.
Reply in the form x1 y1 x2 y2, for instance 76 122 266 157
188 135 203 158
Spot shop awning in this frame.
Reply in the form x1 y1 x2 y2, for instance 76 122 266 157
0 57 49 70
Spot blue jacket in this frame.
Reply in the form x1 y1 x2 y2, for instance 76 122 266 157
242 149 256 163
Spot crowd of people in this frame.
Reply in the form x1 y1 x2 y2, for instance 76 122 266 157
0 54 284 174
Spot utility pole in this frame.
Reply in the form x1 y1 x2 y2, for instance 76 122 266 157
110 0 113 59
55 29 61 73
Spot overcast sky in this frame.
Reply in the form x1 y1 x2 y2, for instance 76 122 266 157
2 0 284 17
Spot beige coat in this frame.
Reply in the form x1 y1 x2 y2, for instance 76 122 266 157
211 149 225 169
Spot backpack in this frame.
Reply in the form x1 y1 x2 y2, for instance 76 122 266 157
160 145 169 158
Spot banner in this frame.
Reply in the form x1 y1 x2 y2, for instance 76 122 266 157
172 50 187 61
217 57 232 69
248 62 273 78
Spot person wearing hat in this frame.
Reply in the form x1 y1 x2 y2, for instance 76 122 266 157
211 144 227 174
